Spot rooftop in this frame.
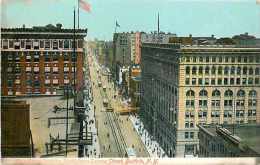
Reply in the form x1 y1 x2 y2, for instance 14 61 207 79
199 124 260 154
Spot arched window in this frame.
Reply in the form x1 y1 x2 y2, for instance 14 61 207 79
249 67 254 75
224 66 229 75
186 90 195 97
205 66 210 75
224 90 233 97
218 66 222 75
192 66 197 75
249 90 257 97
199 89 208 97
186 66 190 74
199 66 203 75
212 90 221 97
237 90 245 97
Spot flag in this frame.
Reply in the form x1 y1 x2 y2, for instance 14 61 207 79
116 21 120 27
79 0 91 12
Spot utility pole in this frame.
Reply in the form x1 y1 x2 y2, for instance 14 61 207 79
65 85 69 157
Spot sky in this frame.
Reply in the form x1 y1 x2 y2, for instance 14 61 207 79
1 0 260 40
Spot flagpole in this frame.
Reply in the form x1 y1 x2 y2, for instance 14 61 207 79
78 0 80 29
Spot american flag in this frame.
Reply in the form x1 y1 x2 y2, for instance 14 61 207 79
79 0 91 12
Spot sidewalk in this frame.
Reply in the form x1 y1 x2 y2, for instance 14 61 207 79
129 114 168 158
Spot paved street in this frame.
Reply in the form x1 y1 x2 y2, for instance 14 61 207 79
87 53 149 157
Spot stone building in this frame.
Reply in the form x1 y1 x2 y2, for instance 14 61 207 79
140 43 260 157
1 24 87 96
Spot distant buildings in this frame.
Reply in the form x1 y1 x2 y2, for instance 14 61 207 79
198 124 260 157
1 99 33 157
128 65 141 110
1 24 87 96
140 42 260 157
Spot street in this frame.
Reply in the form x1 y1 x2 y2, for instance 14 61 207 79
87 53 149 157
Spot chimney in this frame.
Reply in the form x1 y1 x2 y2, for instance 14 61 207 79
189 34 192 38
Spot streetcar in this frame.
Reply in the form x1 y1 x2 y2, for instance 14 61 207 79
98 81 102 87
126 148 136 158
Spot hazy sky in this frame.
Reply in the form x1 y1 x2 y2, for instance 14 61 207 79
1 0 260 40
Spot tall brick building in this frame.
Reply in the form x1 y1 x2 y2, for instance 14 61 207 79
1 24 87 96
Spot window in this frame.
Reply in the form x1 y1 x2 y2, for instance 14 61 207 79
211 67 216 74
244 57 247 63
186 90 195 97
249 68 254 75
224 78 228 85
192 78 196 85
218 57 222 62
78 40 83 48
224 90 233 97
206 57 209 62
218 66 222 75
199 78 203 85
238 56 241 62
230 78 234 85
185 132 189 139
256 56 260 63
242 78 247 85
199 100 207 107
193 57 197 62
243 67 247 75
231 57 235 63
40 40 44 48
205 66 210 75
186 66 190 74
225 56 229 62
237 67 241 74
231 66 235 75
205 78 209 85
236 78 241 85
185 78 190 85
190 132 194 139
199 66 203 75
212 57 216 62
186 56 190 62
218 78 222 85
256 68 259 75
248 78 253 85
249 56 254 62
224 100 233 107
211 79 216 85
192 67 197 75
199 90 208 97
224 67 229 75
45 40 50 49
199 57 203 62
212 90 221 97
64 40 70 49
9 40 14 49
59 40 63 49
237 90 245 97
53 40 58 49
255 78 259 85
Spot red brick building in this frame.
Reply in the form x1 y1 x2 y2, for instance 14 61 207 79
1 24 87 96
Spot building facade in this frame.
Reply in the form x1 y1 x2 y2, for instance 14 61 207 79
1 24 87 96
198 124 260 157
140 43 260 157
1 99 33 157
